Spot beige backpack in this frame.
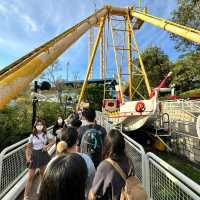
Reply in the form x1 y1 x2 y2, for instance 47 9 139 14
106 158 148 200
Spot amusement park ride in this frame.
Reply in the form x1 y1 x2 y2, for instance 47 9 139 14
0 4 200 132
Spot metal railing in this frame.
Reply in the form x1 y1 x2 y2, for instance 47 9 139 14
96 111 200 200
171 131 200 164
96 112 148 195
162 100 200 116
0 138 28 199
147 152 200 200
123 134 147 189
1 112 200 200
161 100 200 139
0 127 54 199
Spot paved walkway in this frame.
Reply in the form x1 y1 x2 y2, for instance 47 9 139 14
18 174 40 200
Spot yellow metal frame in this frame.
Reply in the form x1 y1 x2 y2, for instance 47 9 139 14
76 17 106 110
130 8 200 44
132 78 146 99
127 17 133 100
1 5 200 109
0 7 109 109
100 27 105 79
88 28 94 80
110 19 124 103
128 14 151 96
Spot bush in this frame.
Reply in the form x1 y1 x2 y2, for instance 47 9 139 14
0 100 72 151
179 88 200 98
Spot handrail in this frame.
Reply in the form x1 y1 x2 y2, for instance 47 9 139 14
1 112 200 200
0 126 54 199
0 126 53 156
147 152 200 198
122 133 145 153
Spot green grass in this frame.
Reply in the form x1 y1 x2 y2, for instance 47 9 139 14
155 151 200 184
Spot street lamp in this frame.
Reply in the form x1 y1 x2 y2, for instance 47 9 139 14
32 81 51 127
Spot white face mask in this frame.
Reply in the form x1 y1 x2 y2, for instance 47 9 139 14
58 119 63 124
36 125 43 131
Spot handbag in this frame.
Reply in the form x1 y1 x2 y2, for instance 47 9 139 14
106 158 148 200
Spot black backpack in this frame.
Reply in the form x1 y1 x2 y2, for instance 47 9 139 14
80 128 103 167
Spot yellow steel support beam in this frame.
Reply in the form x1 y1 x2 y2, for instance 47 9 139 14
0 8 108 109
76 17 106 110
130 9 200 44
128 15 151 96
88 28 94 80
1 4 200 109
110 19 124 103
127 18 133 100
100 27 105 79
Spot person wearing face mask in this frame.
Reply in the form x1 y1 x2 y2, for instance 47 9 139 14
24 119 55 200
53 116 65 145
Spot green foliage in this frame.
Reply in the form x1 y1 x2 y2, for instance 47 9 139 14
124 46 173 99
139 46 173 88
172 52 200 91
170 0 200 52
0 99 71 151
37 102 62 127
0 104 32 151
179 88 200 97
84 84 104 111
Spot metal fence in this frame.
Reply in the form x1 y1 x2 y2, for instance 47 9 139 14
1 112 200 200
96 111 200 200
171 131 200 164
0 127 54 199
0 137 28 199
162 100 200 113
123 134 146 187
147 152 200 200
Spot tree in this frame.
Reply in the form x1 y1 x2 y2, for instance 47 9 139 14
39 60 66 115
0 102 32 151
139 46 173 88
172 52 200 91
84 84 104 110
170 0 200 52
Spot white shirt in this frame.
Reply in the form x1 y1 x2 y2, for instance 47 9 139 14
79 153 96 198
28 132 53 150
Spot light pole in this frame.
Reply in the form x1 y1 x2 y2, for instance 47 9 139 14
32 81 38 128
66 62 70 81
31 81 51 127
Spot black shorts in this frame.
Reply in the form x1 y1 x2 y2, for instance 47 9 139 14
29 149 50 169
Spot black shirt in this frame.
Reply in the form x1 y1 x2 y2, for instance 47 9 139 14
52 122 65 136
77 123 107 146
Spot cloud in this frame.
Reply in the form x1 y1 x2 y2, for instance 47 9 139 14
0 0 179 80
9 4 38 32
23 15 38 32
0 3 8 14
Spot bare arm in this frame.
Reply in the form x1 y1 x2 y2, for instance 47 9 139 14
25 143 32 162
43 137 56 151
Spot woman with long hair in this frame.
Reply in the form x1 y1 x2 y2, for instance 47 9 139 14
89 129 134 200
38 153 87 200
24 119 55 200
56 127 96 199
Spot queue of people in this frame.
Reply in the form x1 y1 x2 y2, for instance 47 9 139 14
24 108 148 200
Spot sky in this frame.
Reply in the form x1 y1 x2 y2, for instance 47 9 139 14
0 0 179 81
